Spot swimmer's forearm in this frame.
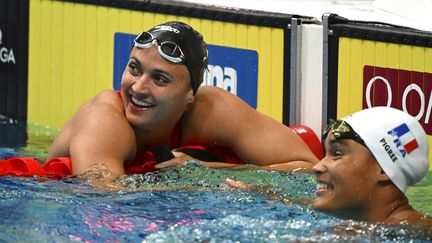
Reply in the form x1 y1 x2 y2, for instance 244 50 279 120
156 159 315 172
201 162 248 168
202 161 314 172
257 161 314 172
73 159 126 176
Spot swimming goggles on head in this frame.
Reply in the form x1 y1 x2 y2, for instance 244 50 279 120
323 119 366 147
134 31 185 64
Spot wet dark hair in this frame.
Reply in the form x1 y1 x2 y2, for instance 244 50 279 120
147 21 208 95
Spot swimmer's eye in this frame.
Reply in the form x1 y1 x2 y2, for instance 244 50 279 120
328 147 343 158
127 62 141 75
152 74 171 85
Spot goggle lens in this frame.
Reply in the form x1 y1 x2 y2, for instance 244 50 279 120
134 31 185 64
160 42 183 58
135 31 153 45
323 120 366 147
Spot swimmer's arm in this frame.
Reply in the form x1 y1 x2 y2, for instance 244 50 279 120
71 93 136 175
155 149 312 172
202 161 313 172
255 161 315 172
203 162 313 172
153 150 259 169
156 160 245 169
157 161 313 172
49 91 136 176
226 114 319 168
184 87 319 168
155 151 243 169
226 178 314 205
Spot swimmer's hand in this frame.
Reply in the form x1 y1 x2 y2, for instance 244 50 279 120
155 151 250 169
155 151 198 169
225 178 255 190
225 178 292 205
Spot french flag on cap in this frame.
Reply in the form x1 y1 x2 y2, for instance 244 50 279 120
387 123 419 157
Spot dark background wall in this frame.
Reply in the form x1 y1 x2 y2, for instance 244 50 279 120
0 0 29 121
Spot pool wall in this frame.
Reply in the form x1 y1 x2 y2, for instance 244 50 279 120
323 14 432 167
25 0 311 130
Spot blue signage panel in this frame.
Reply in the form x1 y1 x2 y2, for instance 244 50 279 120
205 45 258 108
113 33 135 90
113 33 258 108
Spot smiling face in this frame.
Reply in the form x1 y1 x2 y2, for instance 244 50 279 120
121 45 194 130
312 134 383 219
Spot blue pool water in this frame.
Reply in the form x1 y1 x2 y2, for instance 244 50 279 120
0 119 431 242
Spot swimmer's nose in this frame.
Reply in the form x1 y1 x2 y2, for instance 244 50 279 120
132 73 152 92
312 158 327 174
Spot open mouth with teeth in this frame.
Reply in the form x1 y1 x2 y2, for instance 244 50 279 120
129 96 155 110
316 180 333 196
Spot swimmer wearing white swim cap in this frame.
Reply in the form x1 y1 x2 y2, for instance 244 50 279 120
313 106 432 225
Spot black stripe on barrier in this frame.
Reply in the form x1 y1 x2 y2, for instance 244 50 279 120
326 35 339 123
0 0 29 121
56 0 316 28
282 27 291 125
327 14 432 48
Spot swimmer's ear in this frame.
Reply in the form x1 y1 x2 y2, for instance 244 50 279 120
377 169 391 182
376 169 393 188
185 89 195 103
372 157 391 183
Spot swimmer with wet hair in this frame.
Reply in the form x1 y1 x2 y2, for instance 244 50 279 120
314 106 431 225
48 21 318 177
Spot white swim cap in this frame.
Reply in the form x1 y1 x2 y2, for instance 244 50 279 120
342 106 429 193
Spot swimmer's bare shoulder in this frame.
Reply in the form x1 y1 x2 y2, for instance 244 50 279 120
181 85 259 148
48 90 136 175
182 86 318 167
384 210 432 227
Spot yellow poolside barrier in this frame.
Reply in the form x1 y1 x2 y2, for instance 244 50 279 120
323 14 432 169
25 0 312 129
